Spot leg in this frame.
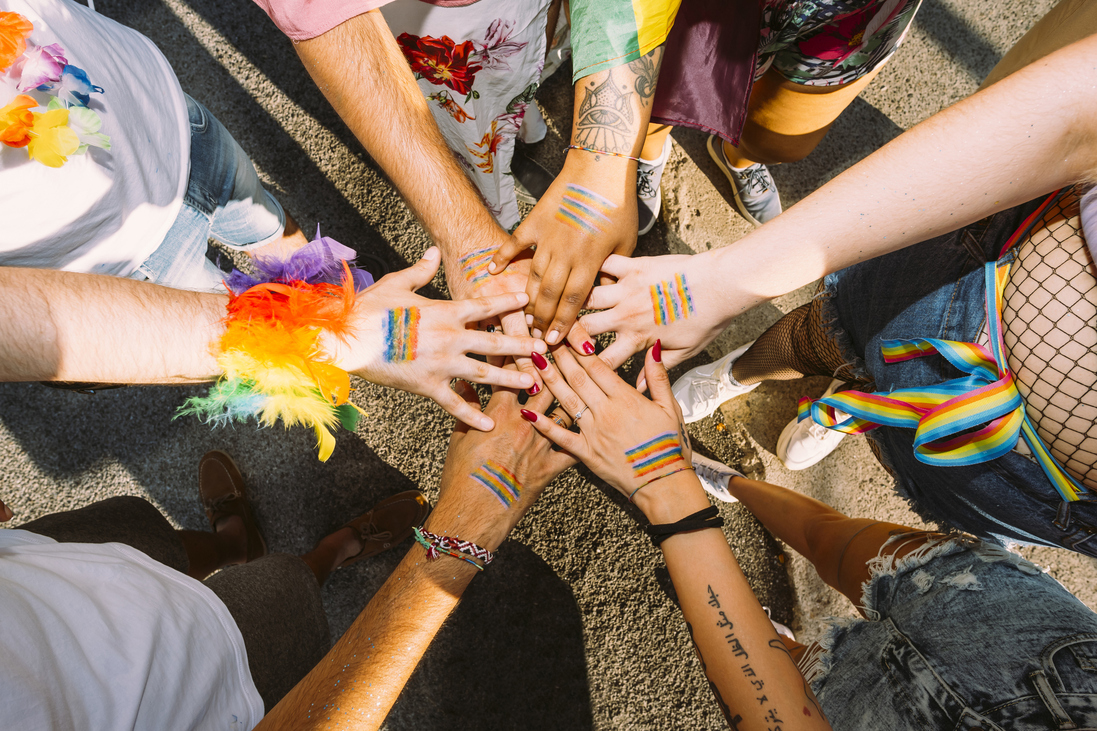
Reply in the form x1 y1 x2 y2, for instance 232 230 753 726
640 123 672 161
177 517 248 581
724 475 935 611
722 66 880 168
20 495 189 573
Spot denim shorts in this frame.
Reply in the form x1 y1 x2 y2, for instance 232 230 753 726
133 94 285 292
808 536 1097 729
822 196 1097 556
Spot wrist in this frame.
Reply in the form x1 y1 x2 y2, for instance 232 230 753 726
632 470 711 523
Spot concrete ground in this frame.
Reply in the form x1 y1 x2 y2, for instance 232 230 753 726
3 0 1094 729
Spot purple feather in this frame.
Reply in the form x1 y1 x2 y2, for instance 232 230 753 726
223 227 375 295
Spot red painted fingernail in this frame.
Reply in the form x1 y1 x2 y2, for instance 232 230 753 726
520 409 538 422
653 339 662 363
531 352 548 370
582 341 595 355
528 383 541 395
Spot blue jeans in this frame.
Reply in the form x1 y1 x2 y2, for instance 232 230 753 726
133 94 284 291
812 536 1097 729
823 196 1097 555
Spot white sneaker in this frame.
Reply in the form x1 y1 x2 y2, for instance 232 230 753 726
776 379 847 470
672 341 759 423
691 453 743 503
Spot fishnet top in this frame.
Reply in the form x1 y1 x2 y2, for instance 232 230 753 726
1002 188 1097 491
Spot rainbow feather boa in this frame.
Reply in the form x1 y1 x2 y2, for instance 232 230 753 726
178 230 375 461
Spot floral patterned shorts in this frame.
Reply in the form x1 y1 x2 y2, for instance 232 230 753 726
382 0 553 230
756 0 923 87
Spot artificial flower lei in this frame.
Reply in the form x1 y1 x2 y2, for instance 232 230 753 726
0 11 110 168
178 230 375 462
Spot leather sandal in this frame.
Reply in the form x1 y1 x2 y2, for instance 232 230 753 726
199 450 267 563
337 490 431 569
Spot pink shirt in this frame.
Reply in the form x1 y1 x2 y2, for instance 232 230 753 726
251 0 391 41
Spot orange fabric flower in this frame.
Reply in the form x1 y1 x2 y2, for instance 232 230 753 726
0 12 33 71
0 94 37 148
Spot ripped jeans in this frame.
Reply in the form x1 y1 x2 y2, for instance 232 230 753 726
805 535 1097 729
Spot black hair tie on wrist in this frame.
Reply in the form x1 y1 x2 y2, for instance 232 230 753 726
645 506 724 547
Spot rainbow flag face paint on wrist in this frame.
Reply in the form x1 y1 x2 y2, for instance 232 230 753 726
626 431 684 478
471 460 523 507
556 184 616 235
458 246 495 288
651 273 694 325
383 307 421 363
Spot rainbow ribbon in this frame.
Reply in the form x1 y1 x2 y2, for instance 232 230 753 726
798 191 1088 502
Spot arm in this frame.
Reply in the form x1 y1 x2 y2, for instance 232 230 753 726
255 383 575 729
582 33 1097 368
291 11 515 300
491 45 666 346
522 344 828 728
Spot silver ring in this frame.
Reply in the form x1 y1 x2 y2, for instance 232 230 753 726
553 416 566 427
573 407 587 422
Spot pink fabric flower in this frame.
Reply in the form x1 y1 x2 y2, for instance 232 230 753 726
13 42 66 91
797 7 876 64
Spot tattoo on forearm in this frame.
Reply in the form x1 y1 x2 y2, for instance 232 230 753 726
626 47 663 105
625 431 684 478
383 307 420 362
575 68 635 153
556 184 617 235
471 460 522 507
651 273 695 325
458 246 495 288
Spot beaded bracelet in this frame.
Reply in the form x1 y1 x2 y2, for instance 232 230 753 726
628 465 696 503
413 526 495 571
177 230 374 462
565 144 641 163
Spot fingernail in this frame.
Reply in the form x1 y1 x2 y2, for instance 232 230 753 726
520 409 538 422
528 383 541 395
582 341 595 355
532 328 543 339
526 314 534 326
531 351 548 370
546 330 560 345
488 261 497 273
480 417 494 430
653 339 662 363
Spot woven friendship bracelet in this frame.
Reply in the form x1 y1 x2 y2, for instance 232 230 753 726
628 466 696 503
413 527 495 571
565 144 641 163
645 506 725 547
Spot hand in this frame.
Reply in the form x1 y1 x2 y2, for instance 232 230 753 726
520 342 693 501
0 499 11 522
428 380 577 550
576 252 730 376
445 243 544 395
490 153 638 347
330 248 547 430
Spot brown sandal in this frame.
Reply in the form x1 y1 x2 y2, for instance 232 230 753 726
337 490 431 569
199 450 268 563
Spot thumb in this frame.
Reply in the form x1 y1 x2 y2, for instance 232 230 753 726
645 340 677 413
390 246 441 292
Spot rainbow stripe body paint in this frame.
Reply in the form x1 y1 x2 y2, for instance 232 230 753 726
626 431 683 478
555 184 615 235
458 246 494 288
472 460 522 507
650 273 694 325
383 307 420 362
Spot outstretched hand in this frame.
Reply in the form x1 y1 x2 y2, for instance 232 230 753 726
520 342 692 500
575 253 729 376
331 248 547 431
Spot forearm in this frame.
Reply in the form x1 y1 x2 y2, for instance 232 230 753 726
710 34 1097 317
571 44 664 158
0 268 222 383
293 11 508 271
640 477 830 730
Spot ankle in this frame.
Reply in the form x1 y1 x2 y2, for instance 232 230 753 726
213 514 248 565
721 140 755 170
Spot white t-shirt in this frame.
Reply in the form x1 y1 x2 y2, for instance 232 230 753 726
0 0 190 276
0 529 264 731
